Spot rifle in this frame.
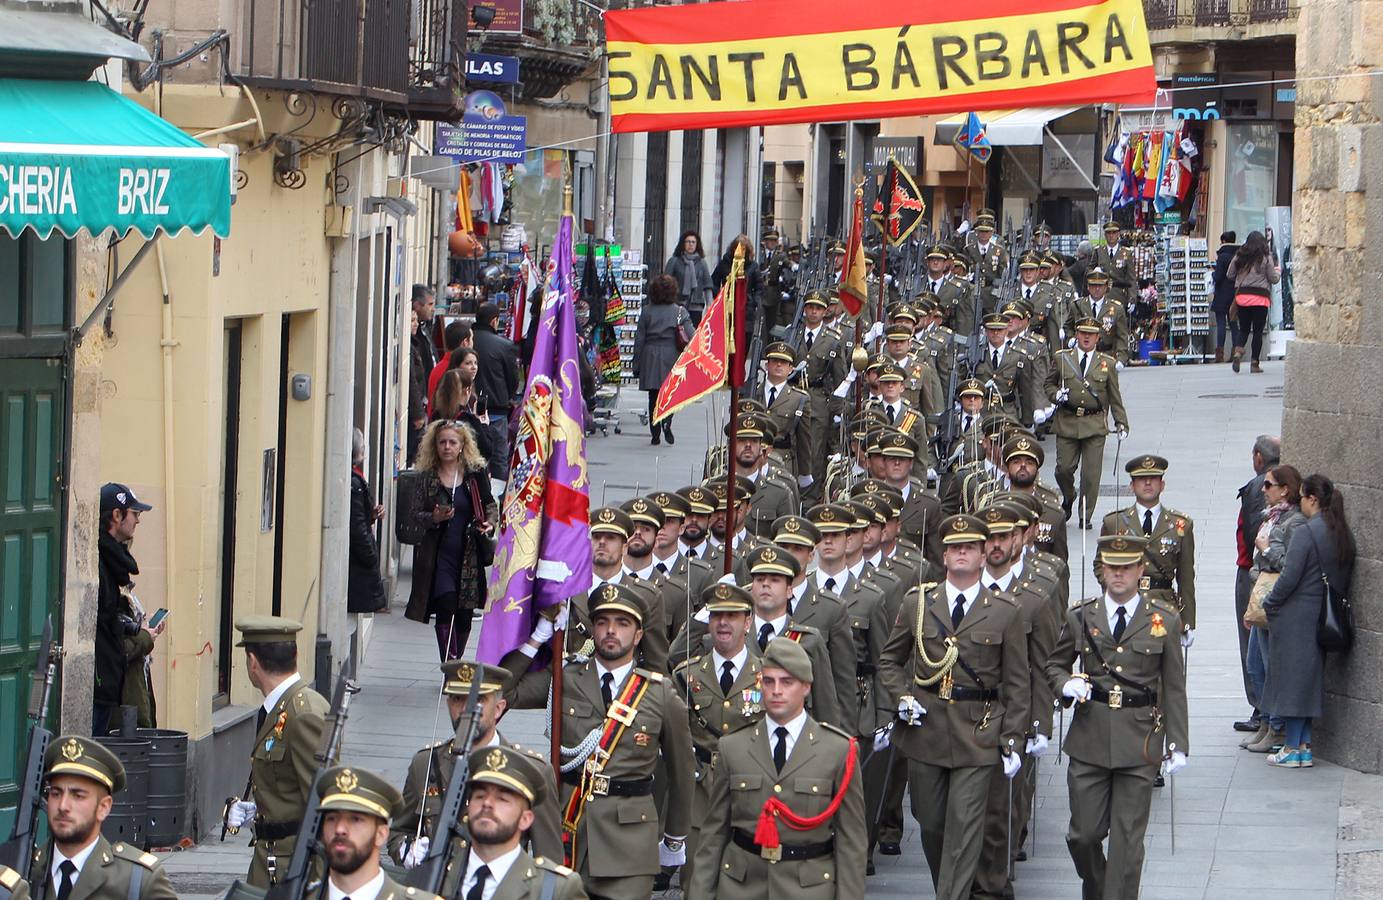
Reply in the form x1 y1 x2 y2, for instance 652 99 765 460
404 677 483 894
0 618 60 888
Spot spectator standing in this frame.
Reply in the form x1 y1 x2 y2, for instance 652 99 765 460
431 354 494 464
348 429 388 616
1260 474 1356 768
425 320 473 417
471 303 520 482
404 421 497 661
1234 435 1280 733
1210 231 1239 362
1227 231 1280 373
664 230 713 326
96 482 161 734
407 309 427 465
1243 464 1306 753
711 234 762 322
633 274 690 446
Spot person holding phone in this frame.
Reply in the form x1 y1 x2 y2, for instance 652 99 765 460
96 482 165 732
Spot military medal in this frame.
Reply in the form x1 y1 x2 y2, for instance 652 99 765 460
1150 612 1167 638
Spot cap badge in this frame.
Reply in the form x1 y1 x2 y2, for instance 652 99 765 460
784 518 800 533
62 738 83 762
760 548 778 563
598 509 615 523
952 518 968 533
486 748 507 772
335 769 359 794
457 663 476 685
1017 438 1032 451
600 584 620 601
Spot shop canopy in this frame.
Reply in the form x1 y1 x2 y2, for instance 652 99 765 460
934 107 1082 147
0 78 231 239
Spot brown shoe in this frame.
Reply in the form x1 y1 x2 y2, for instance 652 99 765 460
1240 722 1269 749
1248 728 1285 753
1231 347 1244 373
1251 362 1263 373
1213 348 1224 363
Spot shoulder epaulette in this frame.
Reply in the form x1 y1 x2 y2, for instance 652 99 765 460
400 889 443 900
1148 596 1181 613
784 622 822 637
1076 595 1101 607
111 843 159 869
818 721 854 741
635 667 665 683
672 655 701 672
534 856 578 876
424 738 449 751
0 866 18 889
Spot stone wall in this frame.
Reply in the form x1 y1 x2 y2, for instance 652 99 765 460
1282 0 1383 772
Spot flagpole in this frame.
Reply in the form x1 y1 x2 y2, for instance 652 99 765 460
850 178 868 422
723 243 746 577
877 165 890 325
550 176 574 779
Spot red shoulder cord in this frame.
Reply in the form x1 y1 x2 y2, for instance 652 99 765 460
753 736 859 850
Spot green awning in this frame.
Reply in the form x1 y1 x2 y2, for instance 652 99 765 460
0 78 231 239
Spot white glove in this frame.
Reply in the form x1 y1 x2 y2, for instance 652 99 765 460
1181 628 1195 649
1062 678 1091 703
1066 337 1077 348
531 616 555 645
1163 750 1187 777
659 836 687 867
864 321 885 344
1026 734 1049 758
832 415 842 425
1054 388 1070 404
1059 328 1067 342
553 604 569 632
798 475 814 488
1117 427 1129 440
1115 361 1125 371
403 835 430 869
927 468 938 483
873 722 894 752
1033 407 1049 426
227 800 257 830
897 697 927 726
1002 751 1022 779
832 369 858 399
717 573 738 586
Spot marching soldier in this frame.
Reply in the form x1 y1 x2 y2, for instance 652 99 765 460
623 497 705 653
315 765 444 900
1012 252 1048 324
922 245 977 347
225 616 329 888
883 324 946 423
724 415 799 537
647 490 716 641
1031 221 1053 254
1000 435 1069 562
967 218 1008 315
30 736 175 900
868 364 935 476
1093 222 1136 303
760 228 789 341
558 583 694 898
872 432 943 564
392 660 562 867
971 313 1039 429
689 638 867 898
1047 535 1189 900
877 515 1029 900
940 377 989 468
760 341 816 489
914 295 961 392
1075 269 1131 367
675 485 720 568
795 289 849 490
1005 300 1052 394
1046 317 1130 528
1099 455 1198 645
586 507 668 670
704 476 767 573
1041 251 1080 347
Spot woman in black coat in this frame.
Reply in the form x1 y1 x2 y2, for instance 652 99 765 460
1260 474 1356 768
711 234 762 322
348 428 388 614
404 420 497 661
1210 231 1239 362
633 273 691 445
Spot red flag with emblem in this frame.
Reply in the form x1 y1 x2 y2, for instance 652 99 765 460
653 251 742 422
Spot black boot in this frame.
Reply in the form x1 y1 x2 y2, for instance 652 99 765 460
664 421 675 445
650 426 661 446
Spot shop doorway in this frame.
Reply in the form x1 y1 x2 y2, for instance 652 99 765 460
215 321 243 699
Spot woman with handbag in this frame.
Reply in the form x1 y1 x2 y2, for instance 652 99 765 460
634 273 692 445
1225 230 1280 374
1241 464 1306 753
404 420 497 661
1259 475 1356 768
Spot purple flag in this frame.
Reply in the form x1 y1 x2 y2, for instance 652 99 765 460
477 214 593 665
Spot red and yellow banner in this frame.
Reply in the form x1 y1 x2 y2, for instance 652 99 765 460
605 0 1156 133
653 253 741 423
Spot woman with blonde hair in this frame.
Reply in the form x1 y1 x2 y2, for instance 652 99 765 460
404 419 496 660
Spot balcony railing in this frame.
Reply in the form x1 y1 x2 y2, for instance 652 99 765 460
1142 0 1296 28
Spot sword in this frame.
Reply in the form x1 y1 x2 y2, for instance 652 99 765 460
1167 742 1178 854
1006 743 1016 883
1029 754 1039 856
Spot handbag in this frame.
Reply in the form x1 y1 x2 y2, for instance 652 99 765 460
1307 527 1354 653
1228 302 1240 323
467 476 496 567
394 470 429 546
1243 571 1278 628
674 307 691 351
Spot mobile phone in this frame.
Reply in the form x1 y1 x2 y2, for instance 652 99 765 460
148 608 169 629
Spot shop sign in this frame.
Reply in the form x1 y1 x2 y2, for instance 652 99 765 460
437 92 527 163
466 54 520 84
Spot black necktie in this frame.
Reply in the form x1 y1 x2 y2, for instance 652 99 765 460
256 707 267 733
1143 509 1154 535
56 861 76 900
963 415 972 432
824 577 836 594
720 660 735 694
989 581 1001 593
768 386 778 408
805 331 814 352
773 726 789 772
992 348 1000 369
601 672 614 709
466 864 491 900
952 594 967 629
932 280 941 293
687 547 697 559
887 405 897 424
1025 287 1032 300
1080 353 1089 376
1113 606 1128 643
758 623 775 651
655 561 667 575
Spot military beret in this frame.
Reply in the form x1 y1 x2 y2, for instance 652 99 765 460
589 582 646 624
761 637 814 682
622 496 666 529
1126 454 1169 477
701 582 753 614
1098 533 1147 565
467 745 543 805
45 735 125 793
235 615 303 647
940 514 990 545
318 766 403 820
441 658 508 696
590 506 634 538
747 544 801 578
773 515 821 548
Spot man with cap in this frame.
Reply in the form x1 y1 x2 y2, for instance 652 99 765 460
1046 317 1130 528
586 506 667 669
942 412 1017 518
675 485 719 569
1099 455 1197 647
689 638 867 898
95 482 159 736
759 341 816 489
923 245 975 343
913 294 961 392
558 583 693 899
724 415 799 538
850 481 932 588
460 747 587 899
30 736 175 899
760 228 789 341
993 490 1071 616
1075 269 1130 367
227 616 330 887
1000 435 1068 562
942 377 989 467
646 490 716 642
971 503 1059 899
966 219 1008 315
971 312 1039 429
1004 299 1052 396
1047 534 1189 900
794 289 850 493
877 515 1029 900
868 365 935 477
621 496 705 667
313 765 445 900
703 476 764 581
1031 222 1053 254
883 324 945 419
873 432 943 565
1040 251 1080 347
1093 222 1136 303
1012 251 1047 316
391 659 562 867
672 582 765 888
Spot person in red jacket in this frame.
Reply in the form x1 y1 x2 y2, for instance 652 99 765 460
426 320 473 416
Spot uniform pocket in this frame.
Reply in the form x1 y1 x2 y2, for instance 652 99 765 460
793 777 833 817
730 774 763 792
1132 640 1163 656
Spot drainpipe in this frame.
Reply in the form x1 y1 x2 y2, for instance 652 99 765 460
154 240 179 686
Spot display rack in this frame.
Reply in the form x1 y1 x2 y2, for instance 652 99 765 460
1161 235 1211 358
618 257 647 385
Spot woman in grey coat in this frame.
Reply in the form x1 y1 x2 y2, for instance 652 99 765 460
1261 474 1356 768
1242 464 1307 752
634 273 691 445
664 230 713 325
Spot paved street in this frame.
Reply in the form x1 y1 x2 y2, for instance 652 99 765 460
162 358 1370 898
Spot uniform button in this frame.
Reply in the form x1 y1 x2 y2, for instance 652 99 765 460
824 873 831 880
739 782 747 788
812 785 819 793
694 704 701 710
724 700 731 708
568 707 575 714
774 784 782 793
722 723 729 730
1115 665 1123 672
1116 646 1123 653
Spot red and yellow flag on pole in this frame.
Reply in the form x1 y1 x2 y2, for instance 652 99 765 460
653 250 743 422
837 189 867 320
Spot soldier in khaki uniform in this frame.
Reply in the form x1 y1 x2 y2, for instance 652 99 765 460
724 415 799 537
457 747 588 900
759 341 816 489
967 219 1008 316
1098 455 1198 642
1046 317 1130 528
878 515 1029 900
391 660 562 867
558 583 694 899
1092 222 1137 303
868 364 935 476
645 490 715 647
971 313 1040 429
914 295 961 394
994 490 1072 617
872 432 943 564
1004 299 1051 397
883 323 945 418
690 638 867 898
795 290 849 491
1040 251 1080 347
1000 435 1069 562
30 736 175 900
1075 269 1131 366
225 616 330 888
1047 535 1189 900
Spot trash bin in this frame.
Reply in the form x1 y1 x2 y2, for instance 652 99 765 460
98 736 151 849
1138 339 1164 365
137 728 188 847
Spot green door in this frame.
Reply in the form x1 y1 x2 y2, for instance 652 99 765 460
0 357 65 835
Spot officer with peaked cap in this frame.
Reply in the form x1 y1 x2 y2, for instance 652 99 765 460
1000 434 1068 562
1093 222 1136 303
867 364 934 476
759 341 816 487
1075 268 1130 366
972 311 1039 429
795 289 850 494
723 415 799 538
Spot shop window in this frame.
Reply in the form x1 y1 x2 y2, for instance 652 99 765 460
1224 123 1279 241
0 232 72 343
29 238 66 329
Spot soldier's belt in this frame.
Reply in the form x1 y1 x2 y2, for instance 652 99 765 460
1062 402 1103 417
918 681 997 703
732 828 834 860
252 817 297 841
856 662 878 677
1090 686 1157 709
560 771 654 797
1139 576 1173 591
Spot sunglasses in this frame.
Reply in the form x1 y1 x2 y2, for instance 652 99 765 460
1264 480 1281 488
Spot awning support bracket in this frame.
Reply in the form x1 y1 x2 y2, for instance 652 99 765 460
73 238 158 345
